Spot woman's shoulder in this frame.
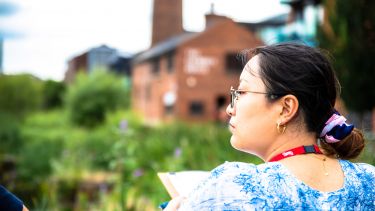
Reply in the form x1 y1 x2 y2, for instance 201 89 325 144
192 161 284 191
210 161 282 178
179 162 291 210
210 161 257 176
341 160 375 172
341 160 375 179
206 161 285 191
356 162 375 174
340 160 375 206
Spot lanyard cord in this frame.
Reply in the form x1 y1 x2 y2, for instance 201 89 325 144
268 145 323 162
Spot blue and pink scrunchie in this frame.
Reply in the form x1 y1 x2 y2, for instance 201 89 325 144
319 110 354 143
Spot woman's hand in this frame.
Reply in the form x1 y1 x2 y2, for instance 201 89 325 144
163 196 186 211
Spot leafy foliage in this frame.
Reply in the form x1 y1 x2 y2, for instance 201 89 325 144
0 74 44 163
318 0 375 112
65 70 130 127
0 74 43 117
42 80 66 109
18 111 66 182
0 112 22 155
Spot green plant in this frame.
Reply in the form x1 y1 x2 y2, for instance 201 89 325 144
318 0 375 112
356 133 375 166
0 74 43 117
65 70 130 127
0 112 22 155
42 80 66 109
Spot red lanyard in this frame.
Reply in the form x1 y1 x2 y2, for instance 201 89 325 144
268 145 322 162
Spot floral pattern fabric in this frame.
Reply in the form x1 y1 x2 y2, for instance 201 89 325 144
178 160 375 210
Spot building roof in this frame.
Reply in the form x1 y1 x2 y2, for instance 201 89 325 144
133 32 197 64
133 13 288 64
238 13 289 32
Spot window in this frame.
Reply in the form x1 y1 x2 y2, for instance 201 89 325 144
225 53 242 74
216 96 227 109
167 52 175 73
164 105 174 115
189 101 205 116
152 58 160 75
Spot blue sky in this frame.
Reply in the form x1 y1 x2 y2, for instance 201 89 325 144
1 0 289 81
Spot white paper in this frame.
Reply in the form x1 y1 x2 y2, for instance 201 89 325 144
167 171 210 196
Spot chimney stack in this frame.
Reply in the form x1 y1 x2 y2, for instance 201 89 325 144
204 3 231 29
151 0 184 46
205 13 231 29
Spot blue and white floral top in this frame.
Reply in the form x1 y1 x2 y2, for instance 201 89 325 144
178 160 375 210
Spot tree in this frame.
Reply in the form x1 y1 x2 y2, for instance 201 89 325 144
42 80 66 109
0 74 43 117
0 74 42 160
65 70 130 127
318 0 375 112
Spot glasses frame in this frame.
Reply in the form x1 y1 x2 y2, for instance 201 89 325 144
230 86 282 108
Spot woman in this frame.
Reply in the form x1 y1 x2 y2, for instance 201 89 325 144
165 43 375 210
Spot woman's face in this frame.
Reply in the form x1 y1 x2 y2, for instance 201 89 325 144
226 55 280 157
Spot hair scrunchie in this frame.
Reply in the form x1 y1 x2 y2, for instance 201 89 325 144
319 110 354 143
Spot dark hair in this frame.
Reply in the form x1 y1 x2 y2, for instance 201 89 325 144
242 42 364 160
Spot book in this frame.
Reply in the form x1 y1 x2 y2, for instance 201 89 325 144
157 171 210 198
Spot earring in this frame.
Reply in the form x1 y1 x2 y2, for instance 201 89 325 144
276 121 286 134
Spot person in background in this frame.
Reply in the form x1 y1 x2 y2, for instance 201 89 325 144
0 185 29 211
164 42 375 210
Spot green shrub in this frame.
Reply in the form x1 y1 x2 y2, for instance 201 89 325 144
0 74 43 117
18 111 67 182
0 112 22 155
7 111 67 208
356 133 375 165
65 70 130 127
42 80 66 109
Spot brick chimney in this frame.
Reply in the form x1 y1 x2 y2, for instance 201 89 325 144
204 4 231 29
205 13 231 29
151 0 184 46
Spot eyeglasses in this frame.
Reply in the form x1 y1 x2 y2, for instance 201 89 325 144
230 86 282 108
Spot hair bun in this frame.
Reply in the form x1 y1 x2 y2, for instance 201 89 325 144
320 128 365 160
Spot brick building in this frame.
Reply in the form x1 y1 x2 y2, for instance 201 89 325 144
132 0 264 123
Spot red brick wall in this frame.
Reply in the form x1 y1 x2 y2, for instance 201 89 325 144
64 53 88 83
132 55 177 124
175 20 263 122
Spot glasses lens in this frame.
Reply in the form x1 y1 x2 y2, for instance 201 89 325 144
230 87 234 108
